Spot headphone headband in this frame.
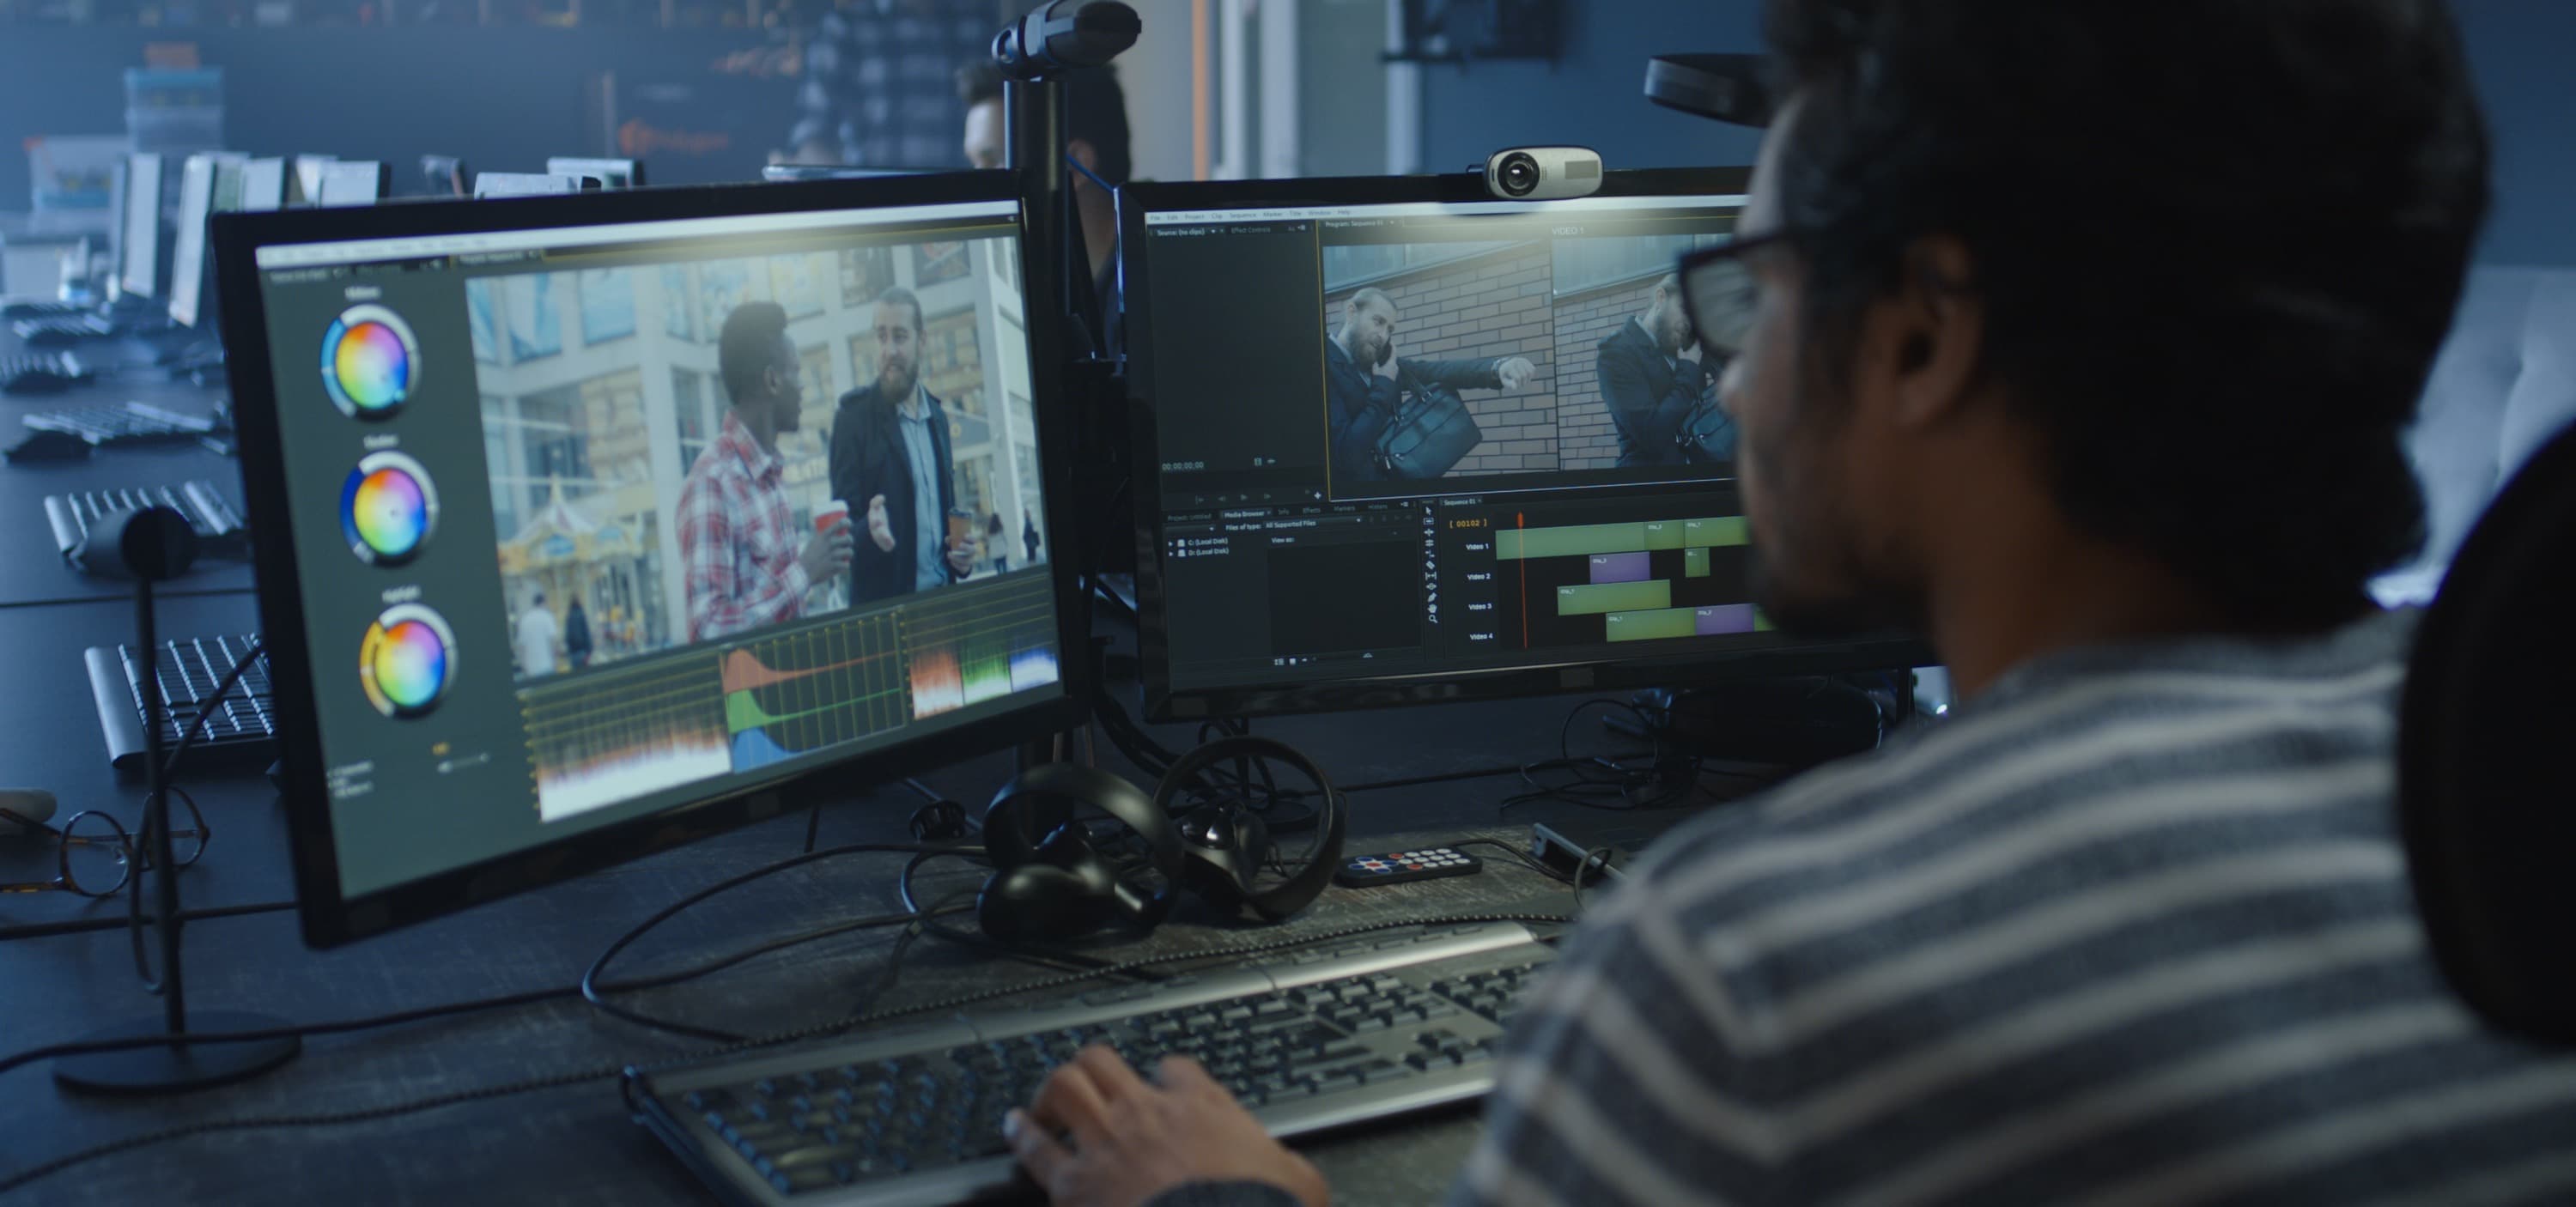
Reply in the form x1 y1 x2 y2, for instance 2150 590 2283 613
1154 735 1346 922
983 761 1186 923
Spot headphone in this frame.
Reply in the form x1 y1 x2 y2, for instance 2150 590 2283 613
975 737 1346 943
1156 736 1345 923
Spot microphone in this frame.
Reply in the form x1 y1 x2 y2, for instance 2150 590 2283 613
75 504 200 581
993 0 1141 80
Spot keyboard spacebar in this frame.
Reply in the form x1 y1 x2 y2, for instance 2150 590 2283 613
795 1065 1498 1205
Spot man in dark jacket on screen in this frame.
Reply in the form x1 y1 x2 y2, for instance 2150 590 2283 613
1323 287 1534 482
829 286 976 605
1595 271 1732 466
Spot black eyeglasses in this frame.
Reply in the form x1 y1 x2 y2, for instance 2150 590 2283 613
2 809 134 899
0 791 210 901
1675 229 1794 363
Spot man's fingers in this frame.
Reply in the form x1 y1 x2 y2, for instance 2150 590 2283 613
1004 1109 1074 1189
1028 1062 1112 1137
1152 1053 1221 1095
868 494 887 510
1072 1045 1151 1102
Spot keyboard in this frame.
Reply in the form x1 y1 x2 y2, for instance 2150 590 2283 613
85 634 275 772
13 313 115 343
1 300 94 320
630 921 1552 1206
22 399 214 446
0 350 89 395
47 480 248 567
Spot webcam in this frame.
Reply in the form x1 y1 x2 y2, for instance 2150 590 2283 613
1481 147 1603 202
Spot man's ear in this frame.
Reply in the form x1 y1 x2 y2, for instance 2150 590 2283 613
1887 234 1984 430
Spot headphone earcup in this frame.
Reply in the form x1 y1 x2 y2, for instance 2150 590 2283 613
978 863 1105 943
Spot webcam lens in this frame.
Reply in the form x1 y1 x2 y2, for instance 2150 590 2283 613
1499 153 1540 197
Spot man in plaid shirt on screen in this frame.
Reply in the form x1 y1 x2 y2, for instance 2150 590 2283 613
676 301 854 643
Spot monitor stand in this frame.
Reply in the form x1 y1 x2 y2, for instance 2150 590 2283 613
1616 676 1891 768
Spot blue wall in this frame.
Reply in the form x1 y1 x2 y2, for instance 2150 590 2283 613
1 27 782 209
1422 1 2574 267
2454 3 2576 266
1419 2 1764 179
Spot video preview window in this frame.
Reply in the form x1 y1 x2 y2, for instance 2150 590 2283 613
1318 230 1738 500
465 236 1049 686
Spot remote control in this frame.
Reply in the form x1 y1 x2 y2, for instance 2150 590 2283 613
1334 846 1483 889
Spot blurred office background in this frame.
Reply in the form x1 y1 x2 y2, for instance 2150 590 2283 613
1 0 2567 596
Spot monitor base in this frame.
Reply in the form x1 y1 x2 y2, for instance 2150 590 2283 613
52 1010 302 1096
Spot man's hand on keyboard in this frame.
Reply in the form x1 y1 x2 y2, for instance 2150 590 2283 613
1006 1045 1330 1207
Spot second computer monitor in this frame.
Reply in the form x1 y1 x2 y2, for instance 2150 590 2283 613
118 153 164 300
1120 169 1928 719
167 152 233 330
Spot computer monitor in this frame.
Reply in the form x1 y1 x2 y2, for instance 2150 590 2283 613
167 151 247 330
1118 169 1929 719
240 157 291 212
294 154 337 204
762 165 931 183
473 172 594 198
547 156 645 189
315 161 389 207
116 154 163 300
209 173 1084 945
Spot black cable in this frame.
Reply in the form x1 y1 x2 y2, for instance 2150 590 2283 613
1448 838 1576 885
579 841 960 1042
0 899 295 943
0 910 1577 1198
1571 846 1618 913
901 778 942 804
896 846 990 916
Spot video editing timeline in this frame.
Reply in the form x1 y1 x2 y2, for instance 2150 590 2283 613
723 611 907 771
1156 489 1766 690
1490 515 1771 647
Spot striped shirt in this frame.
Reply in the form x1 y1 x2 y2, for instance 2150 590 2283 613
1440 608 2576 1205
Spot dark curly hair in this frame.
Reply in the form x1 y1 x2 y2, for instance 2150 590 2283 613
1763 0 2491 630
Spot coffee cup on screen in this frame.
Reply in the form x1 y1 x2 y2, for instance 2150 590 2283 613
814 501 851 534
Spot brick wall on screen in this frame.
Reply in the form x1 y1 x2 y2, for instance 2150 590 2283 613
1553 275 1662 470
1321 242 1557 476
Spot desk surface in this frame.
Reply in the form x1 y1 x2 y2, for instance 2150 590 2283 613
0 672 1728 1205
1 326 251 606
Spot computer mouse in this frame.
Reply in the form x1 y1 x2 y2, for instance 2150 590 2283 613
0 788 59 835
4 428 93 463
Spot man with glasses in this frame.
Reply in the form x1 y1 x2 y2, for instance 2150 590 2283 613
999 3 2576 1204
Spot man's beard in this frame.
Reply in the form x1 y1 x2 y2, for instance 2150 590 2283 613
1740 387 1925 640
878 361 917 401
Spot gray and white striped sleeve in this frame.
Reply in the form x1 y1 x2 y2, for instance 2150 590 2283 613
1447 816 1797 1207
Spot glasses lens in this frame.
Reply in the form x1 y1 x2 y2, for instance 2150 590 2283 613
166 791 210 868
1685 253 1759 359
59 810 132 897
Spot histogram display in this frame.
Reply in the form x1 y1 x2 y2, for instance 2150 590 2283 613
721 612 908 771
905 574 1061 719
522 657 730 822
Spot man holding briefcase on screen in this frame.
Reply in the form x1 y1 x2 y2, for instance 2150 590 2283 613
1324 287 1536 484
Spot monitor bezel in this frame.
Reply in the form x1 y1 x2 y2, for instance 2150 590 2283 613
212 172 1092 948
1118 167 1932 721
